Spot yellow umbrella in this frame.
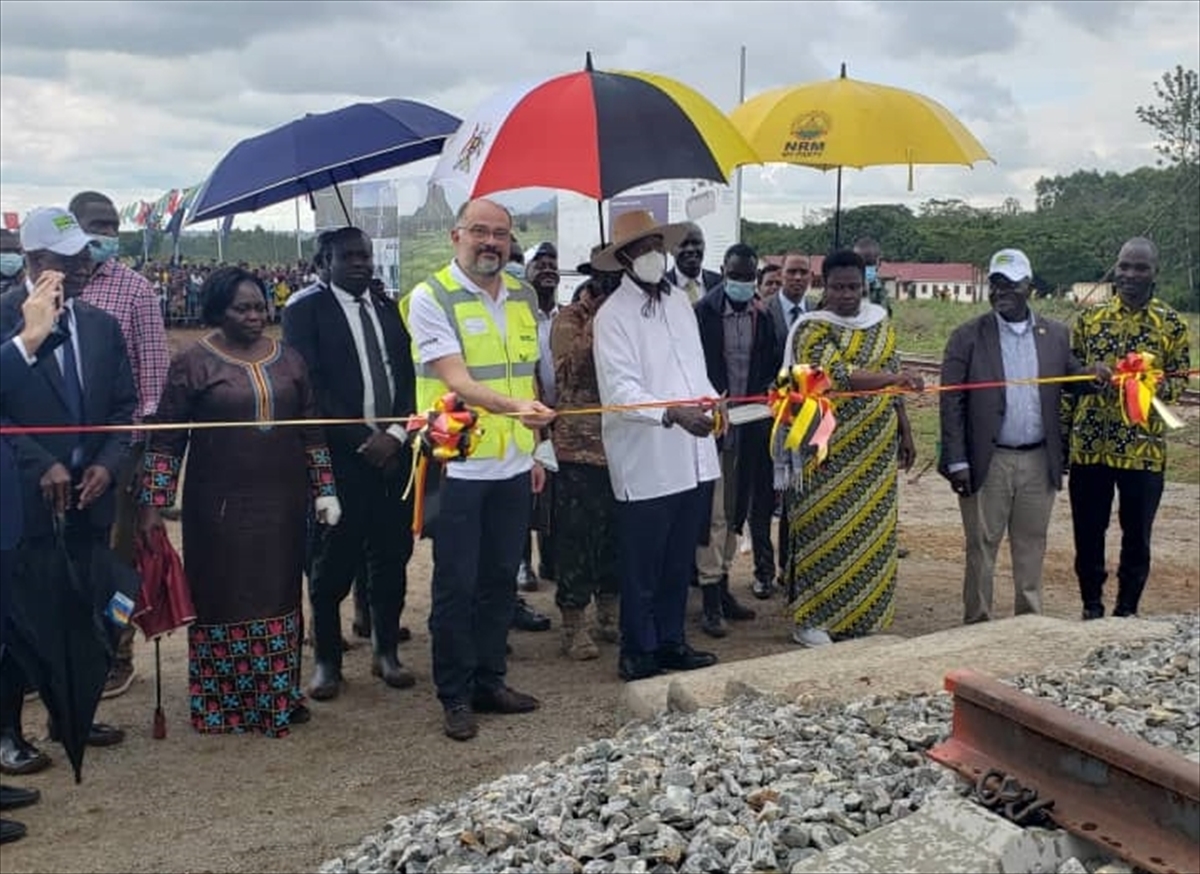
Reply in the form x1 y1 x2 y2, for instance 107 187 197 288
730 63 993 245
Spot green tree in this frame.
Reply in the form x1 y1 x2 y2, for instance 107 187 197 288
1136 65 1200 306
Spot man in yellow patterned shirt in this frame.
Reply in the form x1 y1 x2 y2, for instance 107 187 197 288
1064 237 1191 620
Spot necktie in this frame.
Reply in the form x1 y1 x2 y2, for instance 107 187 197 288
60 308 84 468
790 304 802 326
685 279 699 302
357 297 392 423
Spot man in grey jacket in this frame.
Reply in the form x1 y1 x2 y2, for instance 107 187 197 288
939 249 1107 624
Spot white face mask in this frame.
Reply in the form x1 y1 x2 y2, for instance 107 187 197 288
629 250 666 285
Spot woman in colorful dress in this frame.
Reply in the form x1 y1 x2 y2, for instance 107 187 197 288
782 249 923 647
138 266 339 737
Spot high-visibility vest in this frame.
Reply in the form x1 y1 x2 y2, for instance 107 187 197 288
399 267 540 459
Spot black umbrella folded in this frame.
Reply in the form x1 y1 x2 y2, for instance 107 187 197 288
6 514 138 782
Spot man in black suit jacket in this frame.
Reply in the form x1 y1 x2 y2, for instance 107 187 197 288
939 249 1107 625
0 207 136 775
282 227 417 701
693 243 778 634
666 224 722 304
0 280 64 843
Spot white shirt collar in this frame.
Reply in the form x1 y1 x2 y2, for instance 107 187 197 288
330 283 366 304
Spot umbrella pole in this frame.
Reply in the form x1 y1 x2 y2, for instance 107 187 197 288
596 200 605 245
334 184 351 225
152 638 166 739
833 166 844 249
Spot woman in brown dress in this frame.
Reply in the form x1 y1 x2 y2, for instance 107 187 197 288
138 267 339 738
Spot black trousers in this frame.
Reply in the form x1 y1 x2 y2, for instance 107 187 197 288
429 472 531 708
617 487 705 658
1068 464 1165 615
747 445 776 584
308 474 412 669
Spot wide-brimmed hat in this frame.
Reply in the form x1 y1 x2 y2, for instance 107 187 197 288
591 210 689 271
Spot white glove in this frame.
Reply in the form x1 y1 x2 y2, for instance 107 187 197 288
315 495 342 527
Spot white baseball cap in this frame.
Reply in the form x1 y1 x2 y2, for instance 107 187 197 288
988 248 1032 282
20 207 93 256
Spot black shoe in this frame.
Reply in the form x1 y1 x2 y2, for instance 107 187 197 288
0 818 26 844
618 653 663 682
0 785 40 811
1113 605 1138 618
288 705 312 726
1081 604 1105 621
351 619 371 640
471 685 540 714
512 598 551 632
700 584 727 638
657 643 718 672
897 547 910 559
751 577 774 600
444 705 478 742
47 721 124 748
371 653 416 689
720 578 756 621
397 626 412 643
307 661 343 701
0 735 50 777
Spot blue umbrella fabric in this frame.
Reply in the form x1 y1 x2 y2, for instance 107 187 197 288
187 99 462 224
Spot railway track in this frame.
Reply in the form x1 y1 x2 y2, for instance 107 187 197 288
898 354 1200 406
929 669 1199 874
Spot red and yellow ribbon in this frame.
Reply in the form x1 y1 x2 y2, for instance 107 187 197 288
767 364 838 464
402 392 484 535
1114 351 1160 427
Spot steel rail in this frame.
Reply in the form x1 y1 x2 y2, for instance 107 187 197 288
928 668 1200 874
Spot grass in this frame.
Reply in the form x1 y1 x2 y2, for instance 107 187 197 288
903 401 1200 486
892 299 1200 379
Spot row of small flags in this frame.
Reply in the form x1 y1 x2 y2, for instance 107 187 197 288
4 185 232 244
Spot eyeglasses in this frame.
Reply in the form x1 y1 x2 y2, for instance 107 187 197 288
456 224 512 243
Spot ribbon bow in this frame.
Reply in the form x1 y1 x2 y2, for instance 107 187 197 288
402 392 484 535
1113 351 1183 431
767 364 837 464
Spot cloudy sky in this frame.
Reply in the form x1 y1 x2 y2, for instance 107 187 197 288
1 0 1197 232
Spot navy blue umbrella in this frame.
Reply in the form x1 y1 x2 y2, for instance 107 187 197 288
187 98 462 224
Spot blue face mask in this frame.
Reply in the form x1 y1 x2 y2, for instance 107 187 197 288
0 252 23 278
89 236 120 264
724 279 757 303
864 265 878 284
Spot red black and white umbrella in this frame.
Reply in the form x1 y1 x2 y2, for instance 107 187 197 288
430 53 759 209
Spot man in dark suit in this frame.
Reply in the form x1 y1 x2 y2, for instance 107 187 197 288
282 227 417 701
0 278 63 843
0 207 136 776
939 249 1107 625
693 243 777 633
666 224 722 304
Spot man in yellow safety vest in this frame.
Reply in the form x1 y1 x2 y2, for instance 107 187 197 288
403 198 556 742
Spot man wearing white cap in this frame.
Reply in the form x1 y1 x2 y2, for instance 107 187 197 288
591 210 723 682
0 207 136 773
938 248 1108 625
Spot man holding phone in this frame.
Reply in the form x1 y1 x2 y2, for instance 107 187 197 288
0 207 136 773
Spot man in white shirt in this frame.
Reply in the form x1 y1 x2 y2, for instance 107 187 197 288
591 210 723 682
405 199 556 742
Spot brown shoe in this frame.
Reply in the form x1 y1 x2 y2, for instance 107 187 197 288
102 661 136 699
471 685 540 714
443 705 477 741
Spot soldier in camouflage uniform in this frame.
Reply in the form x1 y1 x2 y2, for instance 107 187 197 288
549 251 624 659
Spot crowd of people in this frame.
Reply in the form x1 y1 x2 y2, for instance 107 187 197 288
0 190 1191 843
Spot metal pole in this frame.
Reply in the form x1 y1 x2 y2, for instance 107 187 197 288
833 167 844 248
295 197 302 261
216 219 223 262
733 45 747 242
